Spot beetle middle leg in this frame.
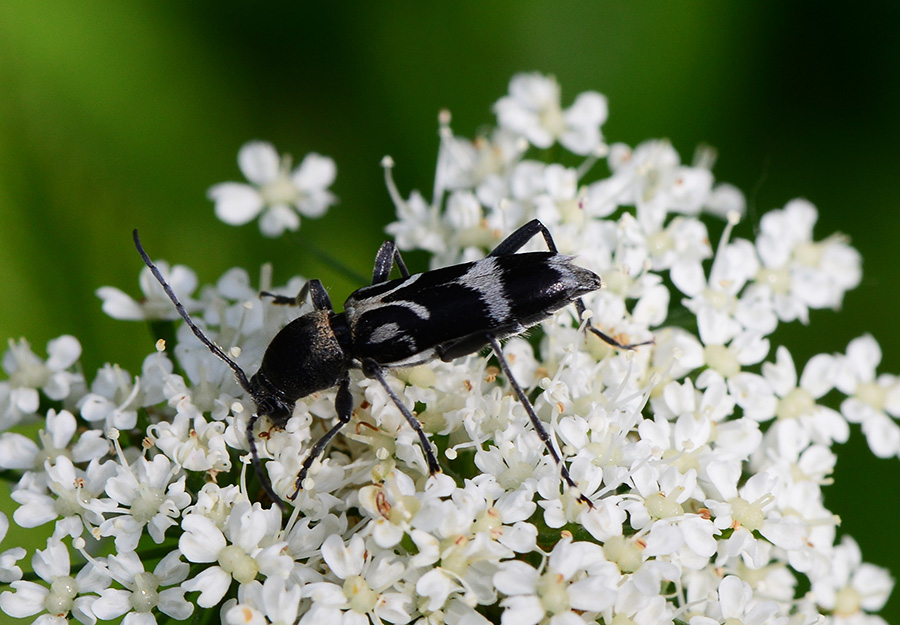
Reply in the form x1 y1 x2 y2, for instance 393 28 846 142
361 358 442 476
371 240 411 283
486 333 594 508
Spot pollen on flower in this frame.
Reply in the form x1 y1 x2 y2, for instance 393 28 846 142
776 387 815 420
704 344 741 378
645 491 684 519
856 381 887 412
603 535 643 573
728 496 768 532
756 267 792 294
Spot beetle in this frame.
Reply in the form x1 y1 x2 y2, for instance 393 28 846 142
133 219 649 510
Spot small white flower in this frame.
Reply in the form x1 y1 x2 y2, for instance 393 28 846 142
11 455 118 540
810 536 893 619
208 141 337 237
601 139 715 230
680 236 770 344
78 364 142 431
97 262 199 321
179 502 289 608
835 335 900 458
0 336 83 429
0 408 107 471
91 549 193 624
0 538 109 625
435 124 525 207
301 534 411 624
99 453 191 551
760 346 848 456
703 463 806 567
150 412 231 473
752 198 861 324
494 72 608 155
494 538 619 624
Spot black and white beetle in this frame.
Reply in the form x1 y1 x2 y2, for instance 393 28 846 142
133 219 649 510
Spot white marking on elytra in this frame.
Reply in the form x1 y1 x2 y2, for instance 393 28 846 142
347 273 431 321
455 257 511 323
369 322 403 344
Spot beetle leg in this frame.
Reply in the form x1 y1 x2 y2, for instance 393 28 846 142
361 358 441 475
488 218 558 256
574 299 654 350
486 333 594 508
261 278 334 311
246 412 286 512
371 240 411 284
290 375 354 499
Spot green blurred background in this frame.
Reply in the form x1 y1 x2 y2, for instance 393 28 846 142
1 2 898 619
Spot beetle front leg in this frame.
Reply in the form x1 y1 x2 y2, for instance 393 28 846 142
246 413 286 512
261 278 334 311
290 375 354 498
574 299 654 351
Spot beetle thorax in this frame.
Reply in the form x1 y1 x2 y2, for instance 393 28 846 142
250 310 347 414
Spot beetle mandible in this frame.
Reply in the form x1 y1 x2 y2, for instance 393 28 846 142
133 219 649 510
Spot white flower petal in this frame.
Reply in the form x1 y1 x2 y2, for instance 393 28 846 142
179 515 226 562
45 335 81 371
416 568 460 612
320 534 361 580
91 588 132 620
717 576 752 619
259 205 299 237
32 540 70 581
238 141 280 185
568 575 617 611
209 183 264 226
158 587 195 620
292 153 336 191
46 409 77 451
494 560 538 596
0 580 48 617
0 433 38 469
499 594 544 625
94 287 144 321
182 565 232 608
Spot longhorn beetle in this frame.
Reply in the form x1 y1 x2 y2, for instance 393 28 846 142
133 220 649 510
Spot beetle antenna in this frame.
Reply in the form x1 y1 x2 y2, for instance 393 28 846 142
132 229 255 395
134 230 290 512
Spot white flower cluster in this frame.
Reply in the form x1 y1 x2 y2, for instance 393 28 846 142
0 72 896 625
208 141 338 237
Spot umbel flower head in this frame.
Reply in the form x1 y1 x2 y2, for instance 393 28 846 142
1 72 895 625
